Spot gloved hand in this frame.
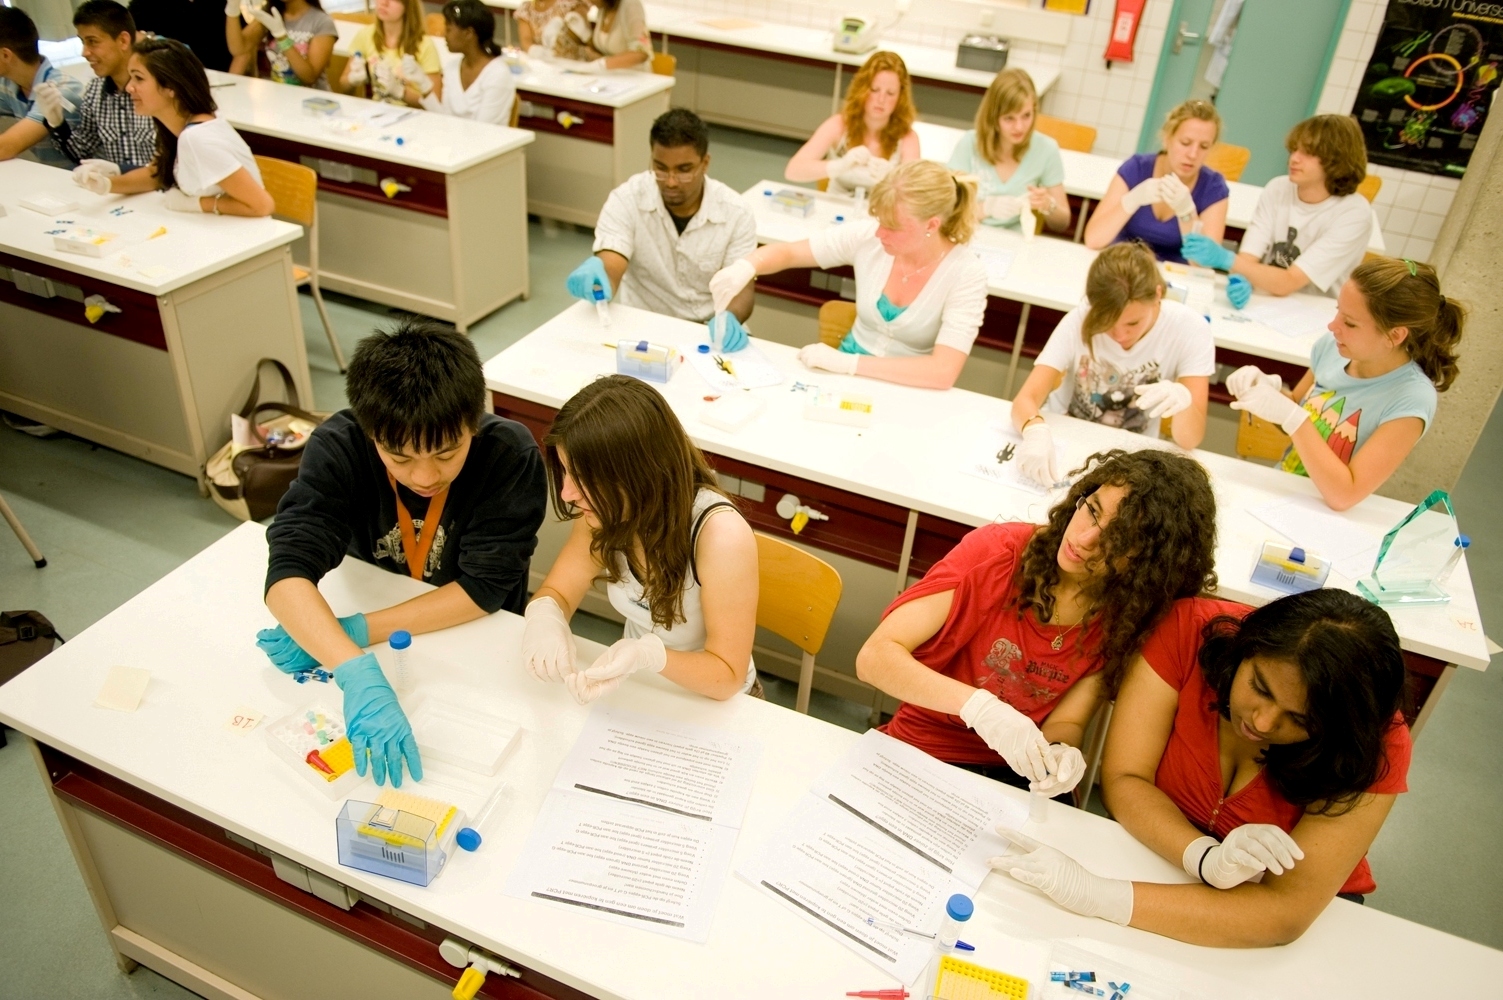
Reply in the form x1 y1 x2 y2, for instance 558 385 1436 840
1119 177 1160 213
539 15 564 51
991 828 1134 925
1225 364 1281 399
335 652 422 787
710 258 756 313
245 2 286 37
564 633 667 704
1226 273 1252 309
73 161 117 195
982 195 1026 223
1182 825 1304 889
345 54 368 86
563 10 591 41
1158 172 1196 219
1016 421 1058 489
865 154 894 183
825 144 871 182
526 44 551 62
1229 382 1308 436
581 57 608 72
1182 232 1236 271
565 255 611 301
163 187 202 212
1133 380 1193 419
522 597 575 682
225 0 243 16
256 613 370 673
708 312 749 352
1030 743 1086 798
958 689 1051 782
399 54 433 95
797 342 860 375
371 58 401 99
33 81 66 128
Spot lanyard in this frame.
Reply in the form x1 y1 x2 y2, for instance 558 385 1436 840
387 473 449 580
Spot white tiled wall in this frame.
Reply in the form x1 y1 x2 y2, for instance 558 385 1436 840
1314 0 1458 263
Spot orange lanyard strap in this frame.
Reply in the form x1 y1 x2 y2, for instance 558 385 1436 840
387 473 449 580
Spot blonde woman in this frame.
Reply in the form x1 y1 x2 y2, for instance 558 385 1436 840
1085 100 1228 262
712 161 986 390
786 50 920 195
947 68 1069 233
1011 242 1216 485
337 0 440 107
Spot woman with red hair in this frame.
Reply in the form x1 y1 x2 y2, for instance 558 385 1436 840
785 50 920 195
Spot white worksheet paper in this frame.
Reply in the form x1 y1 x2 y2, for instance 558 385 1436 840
505 707 762 941
959 424 1070 497
688 343 784 392
738 730 1026 982
1241 296 1335 342
1248 496 1382 579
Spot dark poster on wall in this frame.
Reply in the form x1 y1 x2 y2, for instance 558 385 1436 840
1350 0 1503 177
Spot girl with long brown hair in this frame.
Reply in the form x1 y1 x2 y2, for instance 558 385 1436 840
785 50 920 195
947 68 1070 234
856 449 1217 799
521 376 760 703
337 0 440 107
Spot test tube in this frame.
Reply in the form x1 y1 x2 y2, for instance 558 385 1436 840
389 630 411 691
593 286 610 327
935 893 972 949
1437 534 1471 585
711 312 727 352
1029 789 1048 823
1020 202 1036 240
456 785 506 851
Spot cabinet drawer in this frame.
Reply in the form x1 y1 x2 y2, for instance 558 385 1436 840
0 250 165 350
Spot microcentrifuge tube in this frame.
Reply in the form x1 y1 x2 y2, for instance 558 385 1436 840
593 286 610 327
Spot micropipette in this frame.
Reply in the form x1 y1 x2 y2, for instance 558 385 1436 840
456 785 506 851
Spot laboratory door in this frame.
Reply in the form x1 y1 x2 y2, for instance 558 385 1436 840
1139 0 1352 185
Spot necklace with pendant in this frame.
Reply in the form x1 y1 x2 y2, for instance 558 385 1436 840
1050 619 1083 651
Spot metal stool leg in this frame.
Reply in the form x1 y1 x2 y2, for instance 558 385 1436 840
0 492 46 568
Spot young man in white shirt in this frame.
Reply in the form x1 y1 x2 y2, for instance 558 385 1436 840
1182 114 1373 303
565 108 757 345
0 7 86 167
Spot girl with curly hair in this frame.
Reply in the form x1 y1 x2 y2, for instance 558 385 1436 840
855 449 1217 800
785 50 919 195
1223 255 1465 510
992 589 1410 947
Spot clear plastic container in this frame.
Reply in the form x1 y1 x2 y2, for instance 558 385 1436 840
936 893 973 948
388 630 412 692
336 797 461 886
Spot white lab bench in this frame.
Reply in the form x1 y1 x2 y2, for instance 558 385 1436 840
0 159 309 482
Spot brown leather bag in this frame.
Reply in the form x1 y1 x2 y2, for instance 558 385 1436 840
0 610 62 687
205 359 326 522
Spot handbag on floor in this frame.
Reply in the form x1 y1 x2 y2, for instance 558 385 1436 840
204 359 326 523
0 610 62 687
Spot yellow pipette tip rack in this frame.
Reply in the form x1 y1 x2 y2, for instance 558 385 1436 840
932 955 1029 1000
357 789 458 847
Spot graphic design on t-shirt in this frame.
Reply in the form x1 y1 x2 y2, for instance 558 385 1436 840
1265 226 1303 269
984 636 1022 672
1068 356 1162 433
268 31 319 84
372 520 448 578
1280 388 1361 474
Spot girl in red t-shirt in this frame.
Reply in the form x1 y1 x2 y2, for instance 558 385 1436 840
857 448 1218 799
990 589 1409 946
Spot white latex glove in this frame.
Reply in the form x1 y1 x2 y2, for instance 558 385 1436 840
399 55 433 95
539 15 564 50
1030 743 1086 798
345 54 367 86
372 59 401 98
709 258 756 314
1183 825 1305 890
245 2 286 37
797 342 859 375
73 165 114 195
1016 421 1058 489
526 44 551 62
225 0 242 16
958 689 1050 782
563 10 591 41
1230 382 1308 436
1119 177 1160 213
865 154 894 182
991 828 1134 925
825 144 870 181
522 597 575 683
982 194 1026 223
162 187 202 212
1158 172 1195 219
1225 364 1282 399
564 633 667 704
33 81 65 128
1133 380 1193 419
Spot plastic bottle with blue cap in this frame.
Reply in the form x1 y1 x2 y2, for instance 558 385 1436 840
389 629 412 692
936 893 973 950
456 784 506 851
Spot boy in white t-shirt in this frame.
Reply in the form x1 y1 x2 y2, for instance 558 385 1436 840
1011 243 1215 487
1182 114 1373 305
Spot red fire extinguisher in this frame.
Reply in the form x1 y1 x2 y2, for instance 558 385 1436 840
1105 0 1146 65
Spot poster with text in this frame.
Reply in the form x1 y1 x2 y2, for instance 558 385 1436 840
1350 0 1502 177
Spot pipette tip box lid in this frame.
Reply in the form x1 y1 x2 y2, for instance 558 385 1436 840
616 339 681 385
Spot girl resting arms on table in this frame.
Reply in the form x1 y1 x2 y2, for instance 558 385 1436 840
947 67 1070 234
785 50 920 196
337 0 441 108
856 449 1217 802
1011 242 1215 488
711 160 988 390
72 37 273 216
1223 256 1465 510
991 589 1412 947
521 376 761 703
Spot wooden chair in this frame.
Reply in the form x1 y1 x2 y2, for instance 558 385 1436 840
1035 114 1096 153
331 11 375 23
817 299 856 348
1357 174 1382 203
651 51 677 76
755 533 842 714
0 492 46 568
1074 699 1112 811
509 95 520 128
425 12 445 36
1204 142 1251 182
1235 410 1291 461
254 156 346 372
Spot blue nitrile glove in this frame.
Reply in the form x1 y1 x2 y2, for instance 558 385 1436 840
334 652 422 787
1227 273 1252 310
1181 232 1236 272
708 312 749 352
256 613 369 673
566 256 611 302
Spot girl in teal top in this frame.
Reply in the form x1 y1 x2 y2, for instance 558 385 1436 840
947 68 1069 233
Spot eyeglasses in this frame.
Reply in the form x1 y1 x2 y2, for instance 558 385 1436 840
1075 494 1102 530
651 162 704 182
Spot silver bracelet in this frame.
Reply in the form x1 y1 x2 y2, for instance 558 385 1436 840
213 194 223 216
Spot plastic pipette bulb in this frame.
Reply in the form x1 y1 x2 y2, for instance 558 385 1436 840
593 286 610 327
456 785 506 851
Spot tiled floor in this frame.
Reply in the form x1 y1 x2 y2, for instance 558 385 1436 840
1 127 1499 999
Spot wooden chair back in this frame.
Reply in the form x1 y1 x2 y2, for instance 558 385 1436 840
254 155 318 228
425 12 445 36
652 52 677 76
1035 114 1096 153
1235 410 1292 461
509 95 520 128
1204 142 1251 182
817 300 857 348
331 11 375 23
755 533 843 714
1357 174 1382 202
